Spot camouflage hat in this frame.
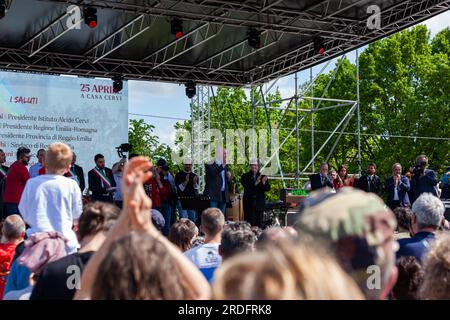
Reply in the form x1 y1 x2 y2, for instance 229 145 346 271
296 188 397 271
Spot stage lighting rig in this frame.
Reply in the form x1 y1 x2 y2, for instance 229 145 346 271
314 37 325 55
84 6 97 28
112 75 123 93
247 28 261 49
185 81 196 99
171 18 183 39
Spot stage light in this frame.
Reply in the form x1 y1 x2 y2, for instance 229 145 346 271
171 18 183 39
112 75 123 93
84 7 97 29
0 0 6 19
314 37 325 55
247 28 261 49
185 81 196 99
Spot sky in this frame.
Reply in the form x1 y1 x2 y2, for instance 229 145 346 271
128 11 450 149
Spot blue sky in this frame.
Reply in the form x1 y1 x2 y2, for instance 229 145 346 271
128 11 450 148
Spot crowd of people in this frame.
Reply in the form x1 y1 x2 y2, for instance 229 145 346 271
0 143 449 300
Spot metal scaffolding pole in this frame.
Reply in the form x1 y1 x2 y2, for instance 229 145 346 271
295 72 299 189
356 49 362 174
310 67 315 173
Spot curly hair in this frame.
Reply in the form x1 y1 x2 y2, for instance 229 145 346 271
168 218 198 252
392 256 424 300
220 221 256 260
91 232 194 300
420 233 450 299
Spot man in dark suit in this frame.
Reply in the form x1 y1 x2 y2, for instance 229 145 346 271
66 152 85 193
384 163 410 210
356 162 383 197
88 153 116 203
241 159 270 228
309 162 334 191
0 149 9 219
204 148 232 214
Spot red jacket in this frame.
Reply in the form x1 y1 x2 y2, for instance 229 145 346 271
144 178 161 209
0 242 17 299
3 161 30 204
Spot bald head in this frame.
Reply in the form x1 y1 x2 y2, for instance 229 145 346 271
2 214 26 243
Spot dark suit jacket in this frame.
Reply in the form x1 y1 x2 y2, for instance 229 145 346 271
204 161 232 202
88 167 116 200
411 169 438 203
66 164 85 193
241 171 270 211
356 174 383 196
0 165 9 216
384 175 410 208
309 173 334 191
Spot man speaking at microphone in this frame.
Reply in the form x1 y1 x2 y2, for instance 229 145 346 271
88 154 116 203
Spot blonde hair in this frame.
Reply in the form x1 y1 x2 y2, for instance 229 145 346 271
420 233 450 299
212 240 364 300
45 142 73 171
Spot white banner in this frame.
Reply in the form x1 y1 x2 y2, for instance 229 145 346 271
0 71 128 176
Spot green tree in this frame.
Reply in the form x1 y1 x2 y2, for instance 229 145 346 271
128 119 173 165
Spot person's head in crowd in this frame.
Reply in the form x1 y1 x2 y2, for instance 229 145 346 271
419 233 450 299
156 158 167 169
219 221 256 261
213 240 364 300
329 169 337 181
45 142 73 175
250 226 262 240
201 208 225 240
168 218 198 252
367 162 377 176
160 165 170 177
392 163 402 176
151 209 165 232
91 232 194 300
112 158 126 175
410 193 444 236
249 158 259 174
416 154 428 168
94 154 105 169
393 207 413 234
71 152 77 165
319 162 328 176
1 214 26 244
256 227 296 248
0 148 6 164
296 188 398 300
338 164 348 180
36 149 46 165
16 147 31 165
183 158 193 173
191 236 205 248
77 202 120 245
392 256 424 300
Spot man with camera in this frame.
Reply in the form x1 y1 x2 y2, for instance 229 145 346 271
410 154 438 204
240 159 270 228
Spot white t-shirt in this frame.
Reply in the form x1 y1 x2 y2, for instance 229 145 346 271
184 243 222 282
18 174 82 254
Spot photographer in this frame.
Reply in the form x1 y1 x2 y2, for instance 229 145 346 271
410 155 438 204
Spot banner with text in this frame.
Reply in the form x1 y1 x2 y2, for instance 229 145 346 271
0 71 128 177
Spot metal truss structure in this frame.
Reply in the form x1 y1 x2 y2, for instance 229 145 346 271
0 0 448 86
190 85 211 193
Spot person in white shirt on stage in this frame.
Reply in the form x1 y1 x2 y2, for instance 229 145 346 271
28 149 45 178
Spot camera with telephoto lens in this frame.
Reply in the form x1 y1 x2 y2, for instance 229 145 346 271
413 160 427 175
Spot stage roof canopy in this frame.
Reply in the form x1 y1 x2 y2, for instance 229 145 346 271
0 0 448 86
